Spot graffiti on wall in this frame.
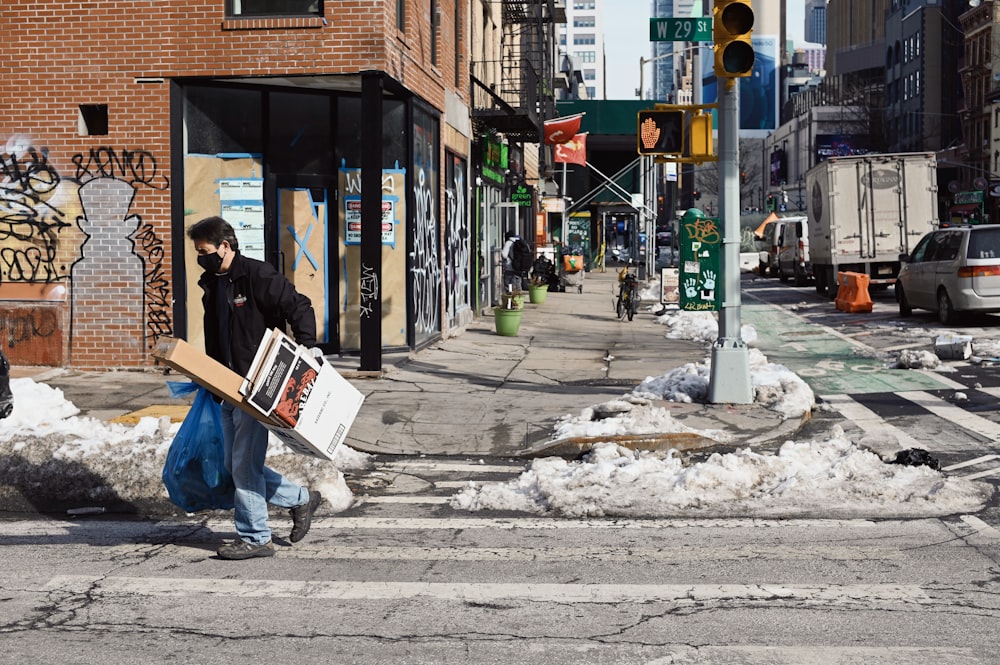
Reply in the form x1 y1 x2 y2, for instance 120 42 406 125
0 142 71 283
0 138 174 358
412 166 440 338
411 114 440 344
360 262 379 319
0 306 58 347
72 147 170 190
444 154 471 328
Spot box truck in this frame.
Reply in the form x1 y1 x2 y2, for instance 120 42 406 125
805 152 938 296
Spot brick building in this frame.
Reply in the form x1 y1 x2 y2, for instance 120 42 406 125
1 0 479 369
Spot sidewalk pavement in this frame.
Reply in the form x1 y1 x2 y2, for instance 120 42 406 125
13 268 810 458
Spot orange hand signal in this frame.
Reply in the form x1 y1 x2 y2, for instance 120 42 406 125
640 117 661 150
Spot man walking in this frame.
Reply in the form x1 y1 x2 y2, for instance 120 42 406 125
187 216 323 560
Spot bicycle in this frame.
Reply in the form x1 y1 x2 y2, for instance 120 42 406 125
615 269 640 321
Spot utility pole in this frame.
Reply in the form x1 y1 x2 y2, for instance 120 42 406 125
707 0 753 404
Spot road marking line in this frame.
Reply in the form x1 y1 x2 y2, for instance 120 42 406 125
897 390 1000 441
960 467 1000 481
377 461 527 474
941 454 1000 471
42 575 930 604
960 515 1000 540
820 394 924 449
361 496 451 504
178 516 884 533
973 386 1000 400
103 543 904 562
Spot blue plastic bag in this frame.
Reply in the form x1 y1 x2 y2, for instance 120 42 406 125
162 383 235 512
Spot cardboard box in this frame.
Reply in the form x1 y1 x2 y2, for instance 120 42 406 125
934 334 972 360
152 335 364 461
152 337 264 422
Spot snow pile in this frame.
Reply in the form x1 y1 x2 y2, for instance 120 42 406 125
634 348 814 419
450 429 992 518
0 378 369 511
656 309 758 346
891 349 941 370
551 394 729 443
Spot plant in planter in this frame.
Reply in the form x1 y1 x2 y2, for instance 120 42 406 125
500 289 525 310
495 287 524 335
528 276 548 304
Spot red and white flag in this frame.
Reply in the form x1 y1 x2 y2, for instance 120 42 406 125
554 133 587 166
543 113 584 145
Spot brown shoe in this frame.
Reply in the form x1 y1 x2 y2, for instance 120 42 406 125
217 540 275 560
289 490 322 543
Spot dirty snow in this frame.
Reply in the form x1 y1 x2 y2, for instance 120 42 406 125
2 307 995 520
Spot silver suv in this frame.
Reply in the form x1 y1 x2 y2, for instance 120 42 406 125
896 225 1000 324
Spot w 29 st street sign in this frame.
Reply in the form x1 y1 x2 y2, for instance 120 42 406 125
649 17 713 42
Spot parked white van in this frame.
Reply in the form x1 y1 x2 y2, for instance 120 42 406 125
755 218 792 277
776 216 812 286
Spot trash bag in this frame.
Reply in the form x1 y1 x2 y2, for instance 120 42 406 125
162 384 235 512
889 448 940 470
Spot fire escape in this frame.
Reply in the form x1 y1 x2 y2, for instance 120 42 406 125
471 0 566 167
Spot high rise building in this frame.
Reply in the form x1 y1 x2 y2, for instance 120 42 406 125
650 0 702 101
560 1 605 99
805 0 828 45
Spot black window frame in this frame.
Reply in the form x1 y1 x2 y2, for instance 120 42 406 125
225 0 323 18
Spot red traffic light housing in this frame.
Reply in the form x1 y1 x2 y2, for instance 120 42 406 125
713 0 754 78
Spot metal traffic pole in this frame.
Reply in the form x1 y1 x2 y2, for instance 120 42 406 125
707 76 752 404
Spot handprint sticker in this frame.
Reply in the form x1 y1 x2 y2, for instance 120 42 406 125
684 278 698 299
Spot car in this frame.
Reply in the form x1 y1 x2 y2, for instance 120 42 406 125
776 217 813 286
895 224 1000 324
655 224 676 248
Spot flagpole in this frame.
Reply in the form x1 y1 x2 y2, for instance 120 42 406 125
561 161 568 250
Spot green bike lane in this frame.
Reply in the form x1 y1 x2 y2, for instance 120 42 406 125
741 303 953 396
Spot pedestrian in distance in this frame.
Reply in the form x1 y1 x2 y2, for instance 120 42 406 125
187 216 323 560
501 231 533 292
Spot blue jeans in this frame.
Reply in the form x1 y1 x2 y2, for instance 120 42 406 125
220 402 308 544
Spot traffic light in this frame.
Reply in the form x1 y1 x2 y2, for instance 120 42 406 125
637 110 684 155
688 113 713 158
713 0 755 78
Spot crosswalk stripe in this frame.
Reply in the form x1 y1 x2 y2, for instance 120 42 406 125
101 544 905 561
378 461 527 474
897 390 1000 442
304 516 884 531
362 496 451 504
960 515 1000 540
41 575 930 604
961 467 1000 481
941 454 1000 471
821 394 924 449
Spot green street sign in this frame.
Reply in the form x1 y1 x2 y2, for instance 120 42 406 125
649 17 713 42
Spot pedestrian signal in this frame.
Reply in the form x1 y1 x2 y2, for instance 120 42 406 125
713 0 754 78
637 110 684 155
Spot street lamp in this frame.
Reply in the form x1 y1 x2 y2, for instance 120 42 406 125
638 44 711 101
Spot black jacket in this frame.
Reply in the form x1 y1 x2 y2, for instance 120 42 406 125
198 251 317 376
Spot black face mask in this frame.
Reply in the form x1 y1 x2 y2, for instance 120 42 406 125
197 251 225 274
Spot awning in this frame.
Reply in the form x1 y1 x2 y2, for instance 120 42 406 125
753 211 780 238
949 203 981 215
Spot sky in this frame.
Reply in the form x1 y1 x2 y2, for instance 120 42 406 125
603 1 807 100
0 275 992 521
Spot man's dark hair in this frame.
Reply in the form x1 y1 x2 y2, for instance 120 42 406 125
187 216 240 251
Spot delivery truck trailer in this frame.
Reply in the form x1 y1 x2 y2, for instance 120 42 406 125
805 152 938 297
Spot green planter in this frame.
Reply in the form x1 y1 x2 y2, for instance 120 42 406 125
493 307 523 336
528 284 548 304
